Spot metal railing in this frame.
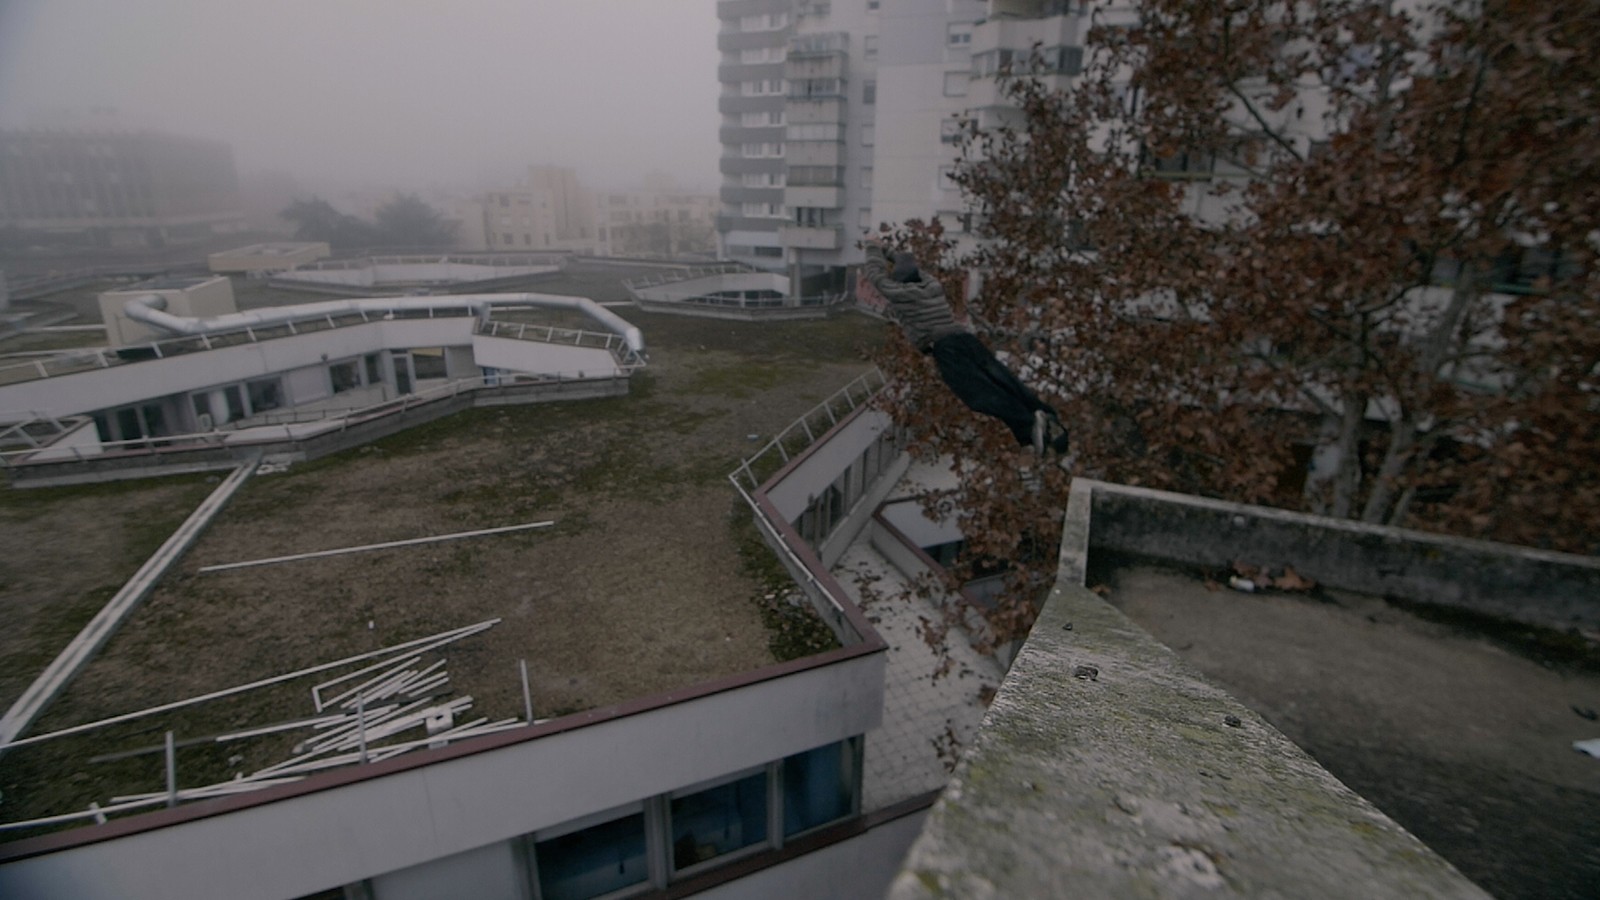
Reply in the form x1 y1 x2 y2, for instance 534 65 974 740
729 368 886 490
620 264 755 290
0 304 639 388
726 368 888 638
0 370 623 470
475 319 647 369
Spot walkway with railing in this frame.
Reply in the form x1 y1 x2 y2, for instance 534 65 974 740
0 371 625 473
726 368 887 639
0 304 639 389
619 263 754 291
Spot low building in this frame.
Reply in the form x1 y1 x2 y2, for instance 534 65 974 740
0 281 644 463
207 242 331 275
0 128 244 247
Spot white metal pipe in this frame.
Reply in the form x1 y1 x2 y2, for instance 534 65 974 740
198 521 554 573
123 291 645 353
1 618 500 750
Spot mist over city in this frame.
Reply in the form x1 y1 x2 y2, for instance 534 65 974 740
0 0 722 194
0 2 1596 899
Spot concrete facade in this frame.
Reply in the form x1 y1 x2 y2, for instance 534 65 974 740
0 129 244 246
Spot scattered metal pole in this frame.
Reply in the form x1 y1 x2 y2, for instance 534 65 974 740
164 732 177 808
357 696 368 764
519 660 533 724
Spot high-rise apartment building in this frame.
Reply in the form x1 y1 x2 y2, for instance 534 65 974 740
0 129 244 247
715 0 796 270
715 1 991 289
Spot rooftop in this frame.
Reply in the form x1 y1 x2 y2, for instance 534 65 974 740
0 296 893 839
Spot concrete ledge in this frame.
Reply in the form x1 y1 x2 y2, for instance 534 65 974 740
889 479 1491 898
1084 480 1600 633
889 580 1489 899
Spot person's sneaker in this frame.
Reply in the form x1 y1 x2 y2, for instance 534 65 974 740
1031 410 1048 457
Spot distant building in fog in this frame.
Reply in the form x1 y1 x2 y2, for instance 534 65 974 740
0 128 244 248
460 168 714 258
594 173 717 258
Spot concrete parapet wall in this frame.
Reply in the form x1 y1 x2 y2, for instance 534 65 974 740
890 479 1491 899
1084 481 1600 633
890 579 1490 899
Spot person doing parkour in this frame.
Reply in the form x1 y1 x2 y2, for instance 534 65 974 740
861 238 1070 456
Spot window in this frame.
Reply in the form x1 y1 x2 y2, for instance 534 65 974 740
329 361 360 394
533 809 649 900
862 124 875 146
867 0 880 9
858 208 873 229
940 118 964 144
943 71 969 97
670 770 769 872
938 166 959 191
364 354 382 385
863 35 878 60
502 233 514 245
784 742 858 836
412 348 448 380
787 123 842 141
860 167 873 188
862 80 876 105
739 12 788 31
947 23 973 47
247 378 282 413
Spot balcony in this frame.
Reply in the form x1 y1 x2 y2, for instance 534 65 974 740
717 60 786 83
971 10 1086 59
786 141 844 167
718 94 785 115
785 97 847 125
718 30 791 53
785 186 843 209
789 31 848 57
780 225 842 250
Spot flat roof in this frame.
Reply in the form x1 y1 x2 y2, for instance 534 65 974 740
0 305 889 839
212 243 324 257
1100 561 1600 899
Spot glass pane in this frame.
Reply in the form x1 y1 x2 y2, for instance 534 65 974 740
412 348 447 379
247 379 282 413
784 742 854 836
671 772 768 871
535 811 648 900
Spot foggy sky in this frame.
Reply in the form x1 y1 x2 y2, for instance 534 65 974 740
0 0 723 193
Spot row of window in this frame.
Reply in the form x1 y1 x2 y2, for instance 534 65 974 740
534 740 858 899
741 110 786 127
795 428 897 549
738 12 789 32
741 202 787 219
971 45 1085 78
740 78 786 97
302 739 861 900
741 141 786 159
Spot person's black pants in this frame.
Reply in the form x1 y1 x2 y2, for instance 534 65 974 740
927 332 1055 446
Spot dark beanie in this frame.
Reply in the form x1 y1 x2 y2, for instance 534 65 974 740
891 251 921 283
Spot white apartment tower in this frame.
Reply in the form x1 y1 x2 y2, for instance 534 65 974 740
716 1 993 289
716 1 795 269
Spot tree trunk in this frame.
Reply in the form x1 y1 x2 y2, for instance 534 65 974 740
1330 390 1367 519
1361 416 1416 523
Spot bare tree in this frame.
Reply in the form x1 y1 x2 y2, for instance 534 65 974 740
871 0 1600 648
